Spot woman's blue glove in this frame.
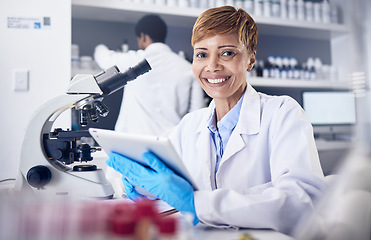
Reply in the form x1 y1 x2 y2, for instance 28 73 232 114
122 177 145 201
106 152 199 225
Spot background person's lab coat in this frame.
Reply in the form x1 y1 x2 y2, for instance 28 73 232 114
94 42 206 136
95 42 206 197
167 84 326 235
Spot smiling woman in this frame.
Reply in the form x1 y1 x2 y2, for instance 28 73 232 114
106 6 327 236
192 34 254 119
191 6 258 120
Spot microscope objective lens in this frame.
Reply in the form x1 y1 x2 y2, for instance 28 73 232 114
79 109 88 126
94 101 109 117
89 107 99 122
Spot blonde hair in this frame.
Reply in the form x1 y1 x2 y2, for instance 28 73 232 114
192 6 258 54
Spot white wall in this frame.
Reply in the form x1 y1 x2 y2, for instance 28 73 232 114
0 0 71 180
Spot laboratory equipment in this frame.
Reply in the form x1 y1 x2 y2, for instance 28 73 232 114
15 59 151 198
302 91 356 138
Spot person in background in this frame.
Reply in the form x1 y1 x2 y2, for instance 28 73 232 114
95 15 206 198
106 6 326 235
94 14 205 136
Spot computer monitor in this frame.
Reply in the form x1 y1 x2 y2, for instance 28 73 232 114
302 91 356 136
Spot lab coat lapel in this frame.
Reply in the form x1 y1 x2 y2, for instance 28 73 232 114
195 101 217 190
222 129 245 161
220 85 261 162
196 128 216 190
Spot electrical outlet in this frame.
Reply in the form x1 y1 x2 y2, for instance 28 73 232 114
14 69 29 91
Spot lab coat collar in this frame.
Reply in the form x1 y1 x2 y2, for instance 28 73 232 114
221 84 261 162
236 83 261 135
196 83 261 136
196 101 216 134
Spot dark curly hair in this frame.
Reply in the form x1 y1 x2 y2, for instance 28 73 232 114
135 15 167 43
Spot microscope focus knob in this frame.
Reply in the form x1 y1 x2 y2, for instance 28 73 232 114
27 165 52 189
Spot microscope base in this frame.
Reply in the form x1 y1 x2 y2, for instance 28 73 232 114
15 168 114 199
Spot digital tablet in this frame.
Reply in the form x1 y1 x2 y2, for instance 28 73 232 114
89 128 198 193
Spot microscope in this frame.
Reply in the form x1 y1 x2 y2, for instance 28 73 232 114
15 59 151 199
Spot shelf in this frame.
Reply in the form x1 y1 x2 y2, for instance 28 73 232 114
72 0 201 27
248 77 350 90
71 67 349 90
71 0 348 40
253 16 348 40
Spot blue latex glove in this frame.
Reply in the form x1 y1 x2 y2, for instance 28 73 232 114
122 177 145 201
106 158 145 200
106 152 199 225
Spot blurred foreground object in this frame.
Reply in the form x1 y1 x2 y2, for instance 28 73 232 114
0 194 189 240
295 145 371 240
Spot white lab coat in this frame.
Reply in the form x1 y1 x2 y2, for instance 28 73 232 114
94 43 205 136
167 84 326 235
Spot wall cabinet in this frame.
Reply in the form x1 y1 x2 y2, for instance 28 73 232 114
71 0 351 90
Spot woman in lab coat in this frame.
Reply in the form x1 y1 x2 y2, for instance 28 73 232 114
107 6 326 235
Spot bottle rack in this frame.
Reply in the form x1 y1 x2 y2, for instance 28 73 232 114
72 0 348 38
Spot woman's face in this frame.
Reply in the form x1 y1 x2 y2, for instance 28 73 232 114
192 33 255 103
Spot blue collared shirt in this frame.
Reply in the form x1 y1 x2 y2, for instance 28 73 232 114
207 94 244 176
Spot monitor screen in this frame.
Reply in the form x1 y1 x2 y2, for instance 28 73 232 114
302 91 356 126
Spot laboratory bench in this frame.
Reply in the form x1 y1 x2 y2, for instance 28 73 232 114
193 225 294 240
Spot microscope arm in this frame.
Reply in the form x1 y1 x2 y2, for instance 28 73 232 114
14 93 112 197
19 72 103 172
19 94 92 174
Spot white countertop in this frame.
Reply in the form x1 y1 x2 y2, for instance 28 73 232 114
193 225 294 240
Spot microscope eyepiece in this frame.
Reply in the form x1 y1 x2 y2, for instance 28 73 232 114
94 59 152 95
75 59 151 127
131 59 152 78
